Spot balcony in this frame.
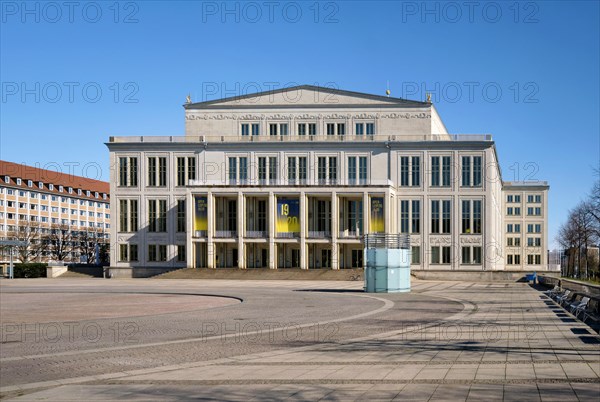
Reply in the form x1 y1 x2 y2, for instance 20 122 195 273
246 230 268 238
307 231 331 239
215 230 237 238
338 230 361 239
276 232 300 239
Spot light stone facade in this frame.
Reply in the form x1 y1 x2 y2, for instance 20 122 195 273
106 85 550 273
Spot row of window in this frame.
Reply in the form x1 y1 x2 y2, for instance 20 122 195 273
1 213 110 228
506 206 542 216
119 199 186 233
507 223 542 233
119 243 185 263
0 206 109 217
506 254 542 265
400 155 482 187
507 237 542 247
405 200 479 235
3 176 107 199
506 194 543 203
410 245 482 265
0 188 109 208
118 154 485 188
240 122 375 137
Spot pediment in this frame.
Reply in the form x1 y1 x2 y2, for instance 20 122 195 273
184 85 428 109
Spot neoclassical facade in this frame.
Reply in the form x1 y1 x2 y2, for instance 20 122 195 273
107 85 549 274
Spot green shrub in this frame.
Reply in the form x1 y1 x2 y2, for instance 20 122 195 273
13 263 47 278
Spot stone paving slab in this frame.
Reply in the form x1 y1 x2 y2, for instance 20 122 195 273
1 279 599 401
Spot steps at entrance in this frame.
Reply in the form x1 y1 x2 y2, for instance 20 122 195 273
57 270 97 278
155 268 364 281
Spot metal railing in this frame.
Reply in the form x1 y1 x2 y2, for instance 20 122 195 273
307 231 331 239
276 232 300 239
246 230 268 238
214 230 237 238
363 234 410 249
339 230 361 239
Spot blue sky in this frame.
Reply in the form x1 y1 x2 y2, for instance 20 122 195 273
1 1 599 247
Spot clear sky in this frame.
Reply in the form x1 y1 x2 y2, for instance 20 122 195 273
1 0 599 247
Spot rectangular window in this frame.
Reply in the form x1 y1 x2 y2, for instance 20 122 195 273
400 200 409 233
442 156 451 186
348 157 357 183
228 157 237 183
251 123 260 136
337 123 345 135
473 156 482 187
280 124 288 136
473 247 482 264
462 156 471 186
298 123 306 136
299 157 307 183
411 246 420 264
461 200 482 234
507 254 513 265
326 123 335 135
119 244 128 262
188 157 196 182
411 156 420 186
400 157 409 186
258 157 267 183
355 123 364 135
308 123 316 135
177 157 186 186
411 200 420 233
431 157 440 186
359 157 367 182
318 157 327 183
329 157 337 182
239 157 248 182
442 246 451 264
118 157 138 187
473 200 482 234
118 199 138 232
431 246 440 264
148 200 167 232
366 123 375 135
241 123 249 136
442 200 451 234
177 200 186 232
268 157 277 183
431 200 440 233
269 124 278 136
288 157 297 184
462 247 471 264
177 245 186 262
147 157 166 187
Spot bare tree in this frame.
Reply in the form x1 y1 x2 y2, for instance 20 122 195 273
6 220 44 263
46 224 74 262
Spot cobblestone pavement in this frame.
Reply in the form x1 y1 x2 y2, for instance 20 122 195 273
1 278 599 401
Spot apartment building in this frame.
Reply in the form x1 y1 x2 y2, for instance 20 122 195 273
0 160 110 263
106 85 550 274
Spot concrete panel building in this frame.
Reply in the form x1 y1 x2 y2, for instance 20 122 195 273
0 160 110 263
106 85 550 276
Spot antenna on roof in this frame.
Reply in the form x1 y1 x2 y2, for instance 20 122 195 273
386 81 390 97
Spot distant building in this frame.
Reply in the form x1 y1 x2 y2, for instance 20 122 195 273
106 85 550 275
0 160 110 263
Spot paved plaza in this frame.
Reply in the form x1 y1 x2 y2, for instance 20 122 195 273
0 278 599 401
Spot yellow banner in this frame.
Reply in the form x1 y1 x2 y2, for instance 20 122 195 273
194 196 207 231
276 198 300 233
370 197 384 233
